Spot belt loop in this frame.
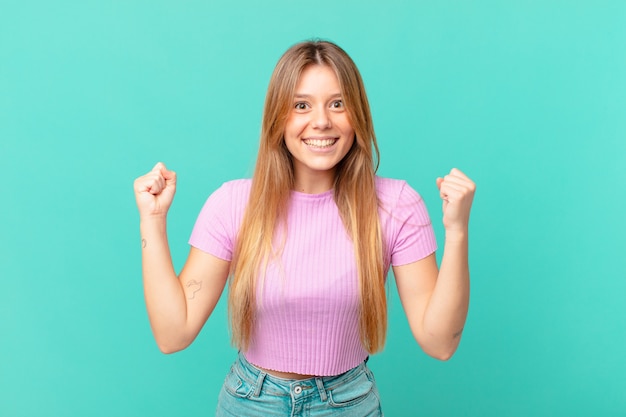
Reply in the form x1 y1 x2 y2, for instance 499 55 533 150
253 371 267 397
315 377 328 402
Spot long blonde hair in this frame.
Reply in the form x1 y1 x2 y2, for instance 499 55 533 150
229 40 386 353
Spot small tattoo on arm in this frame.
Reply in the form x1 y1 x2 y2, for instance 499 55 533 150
186 279 202 300
141 238 147 248
453 328 464 339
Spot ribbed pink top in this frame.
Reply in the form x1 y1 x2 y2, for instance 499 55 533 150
189 177 436 376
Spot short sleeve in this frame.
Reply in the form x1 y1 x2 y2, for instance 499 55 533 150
188 180 250 261
388 181 437 266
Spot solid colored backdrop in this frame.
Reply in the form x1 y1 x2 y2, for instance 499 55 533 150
1 1 625 416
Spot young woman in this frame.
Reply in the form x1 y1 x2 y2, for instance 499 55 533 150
134 40 475 416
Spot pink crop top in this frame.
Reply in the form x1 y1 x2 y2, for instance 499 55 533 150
189 177 437 376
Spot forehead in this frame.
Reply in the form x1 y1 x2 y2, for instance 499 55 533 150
294 65 341 93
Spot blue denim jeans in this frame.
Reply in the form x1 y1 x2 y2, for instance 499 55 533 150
215 353 383 416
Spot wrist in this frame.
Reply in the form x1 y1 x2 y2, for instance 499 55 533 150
140 215 168 231
444 228 468 244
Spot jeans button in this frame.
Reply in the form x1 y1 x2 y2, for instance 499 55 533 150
294 385 302 394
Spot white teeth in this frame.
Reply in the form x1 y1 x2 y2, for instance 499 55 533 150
303 138 337 147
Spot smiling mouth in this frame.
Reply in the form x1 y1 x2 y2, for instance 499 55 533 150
303 138 338 148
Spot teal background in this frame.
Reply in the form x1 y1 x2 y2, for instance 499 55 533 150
1 1 625 416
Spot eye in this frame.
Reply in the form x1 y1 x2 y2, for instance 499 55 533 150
331 100 344 109
294 102 309 110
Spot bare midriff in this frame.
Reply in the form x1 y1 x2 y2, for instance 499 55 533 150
257 365 316 380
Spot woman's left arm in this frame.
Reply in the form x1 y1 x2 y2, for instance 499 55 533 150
393 168 475 361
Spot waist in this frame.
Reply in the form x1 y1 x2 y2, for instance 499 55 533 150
236 352 370 390
255 364 316 380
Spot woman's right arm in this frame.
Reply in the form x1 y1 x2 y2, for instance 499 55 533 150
134 163 230 353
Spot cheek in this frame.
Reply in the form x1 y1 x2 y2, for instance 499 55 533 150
336 115 354 135
342 126 356 146
345 137 356 155
285 117 305 136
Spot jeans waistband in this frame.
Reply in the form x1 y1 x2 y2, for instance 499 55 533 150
233 352 370 400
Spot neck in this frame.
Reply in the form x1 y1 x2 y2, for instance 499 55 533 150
293 170 335 194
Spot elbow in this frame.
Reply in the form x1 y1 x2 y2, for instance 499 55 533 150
155 337 190 355
157 344 182 355
419 340 458 361
151 325 195 354
429 349 455 361
415 327 462 361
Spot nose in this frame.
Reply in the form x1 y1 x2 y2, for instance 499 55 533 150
311 106 331 129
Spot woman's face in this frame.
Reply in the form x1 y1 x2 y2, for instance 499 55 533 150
284 64 355 193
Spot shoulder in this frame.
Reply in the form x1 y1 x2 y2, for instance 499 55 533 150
190 180 251 258
375 176 423 207
196 179 252 215
192 179 252 232
375 176 437 265
375 176 408 195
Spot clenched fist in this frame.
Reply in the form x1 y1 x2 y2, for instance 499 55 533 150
436 168 476 234
134 162 177 219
